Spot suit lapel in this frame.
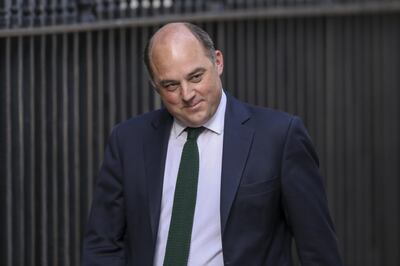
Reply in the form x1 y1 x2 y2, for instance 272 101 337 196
143 96 254 241
144 109 173 242
220 95 254 235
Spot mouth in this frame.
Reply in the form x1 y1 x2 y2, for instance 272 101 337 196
184 101 203 111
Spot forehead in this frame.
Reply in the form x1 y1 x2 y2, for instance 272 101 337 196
150 30 211 79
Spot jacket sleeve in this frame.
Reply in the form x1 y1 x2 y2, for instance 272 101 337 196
82 125 126 266
281 117 343 265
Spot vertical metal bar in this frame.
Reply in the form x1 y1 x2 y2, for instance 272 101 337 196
305 18 315 134
82 30 92 221
372 14 382 264
225 21 235 95
85 30 94 237
118 28 127 121
314 17 325 169
149 28 162 110
219 22 229 87
129 27 139 116
394 16 400 266
27 35 36 266
324 15 337 234
276 18 286 110
94 30 104 185
0 37 6 266
215 21 225 86
39 34 48 266
360 14 373 266
393 17 400 266
371 15 383 265
266 19 276 108
107 29 116 129
245 20 256 105
72 31 81 266
361 16 373 266
61 32 70 266
5 36 13 266
352 15 363 266
344 13 357 265
295 18 305 119
50 33 59 266
140 26 150 113
382 14 400 266
236 21 246 101
15 35 26 266
148 25 157 110
334 17 346 263
255 19 266 106
285 18 296 115
342 16 353 266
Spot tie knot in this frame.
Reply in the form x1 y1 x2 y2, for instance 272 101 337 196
186 127 204 141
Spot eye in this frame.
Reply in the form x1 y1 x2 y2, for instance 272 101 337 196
190 73 203 83
163 83 179 91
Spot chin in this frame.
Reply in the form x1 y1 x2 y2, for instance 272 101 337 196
180 113 208 127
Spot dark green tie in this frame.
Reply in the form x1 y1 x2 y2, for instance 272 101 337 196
163 127 204 266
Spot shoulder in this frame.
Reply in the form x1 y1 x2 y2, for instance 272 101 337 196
246 104 303 142
111 108 171 138
227 93 296 130
247 104 293 124
225 94 311 148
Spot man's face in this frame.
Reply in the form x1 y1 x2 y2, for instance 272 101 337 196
150 32 224 127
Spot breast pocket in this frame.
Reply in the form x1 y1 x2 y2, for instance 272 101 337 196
236 177 280 198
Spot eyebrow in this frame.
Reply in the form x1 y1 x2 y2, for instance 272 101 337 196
159 79 178 87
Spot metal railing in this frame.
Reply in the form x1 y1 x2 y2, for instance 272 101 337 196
1 0 400 28
1 1 400 266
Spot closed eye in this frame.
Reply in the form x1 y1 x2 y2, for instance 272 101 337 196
162 82 180 91
189 72 204 83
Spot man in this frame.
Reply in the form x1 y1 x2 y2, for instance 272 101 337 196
83 22 343 265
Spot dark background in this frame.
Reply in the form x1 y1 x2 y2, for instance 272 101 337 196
1 0 399 265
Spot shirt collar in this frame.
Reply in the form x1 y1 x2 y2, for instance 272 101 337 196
171 91 227 138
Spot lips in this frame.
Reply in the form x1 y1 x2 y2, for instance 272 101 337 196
184 100 203 110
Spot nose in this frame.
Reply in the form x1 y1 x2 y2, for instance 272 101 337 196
181 82 195 102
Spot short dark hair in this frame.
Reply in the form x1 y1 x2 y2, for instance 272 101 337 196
144 22 216 81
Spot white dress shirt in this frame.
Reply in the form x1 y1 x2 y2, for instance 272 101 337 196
153 92 227 266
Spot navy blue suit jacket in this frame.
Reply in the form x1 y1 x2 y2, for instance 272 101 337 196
83 94 343 265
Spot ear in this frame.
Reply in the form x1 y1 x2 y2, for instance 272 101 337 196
215 50 224 75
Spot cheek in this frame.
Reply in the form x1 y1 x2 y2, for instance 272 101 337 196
161 93 181 107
